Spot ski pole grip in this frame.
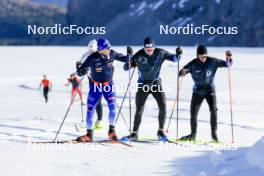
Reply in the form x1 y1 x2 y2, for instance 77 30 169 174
176 46 182 58
127 46 133 56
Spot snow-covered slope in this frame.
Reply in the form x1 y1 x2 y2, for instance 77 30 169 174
0 46 263 176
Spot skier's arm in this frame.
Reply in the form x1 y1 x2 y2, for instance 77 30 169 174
215 58 233 68
77 56 91 76
179 62 192 77
65 79 70 86
123 50 139 71
39 81 43 89
161 49 179 62
77 52 90 69
49 82 52 91
112 50 128 62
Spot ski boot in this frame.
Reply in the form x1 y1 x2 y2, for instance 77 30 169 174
121 132 138 141
179 133 196 141
76 129 93 142
211 131 219 142
157 129 169 142
108 125 118 141
94 120 104 130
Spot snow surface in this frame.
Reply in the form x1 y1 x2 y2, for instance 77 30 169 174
0 46 264 176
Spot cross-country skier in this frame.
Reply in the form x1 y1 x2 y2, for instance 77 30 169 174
179 45 233 142
122 37 181 141
39 75 52 103
76 39 103 129
76 38 128 142
65 73 84 105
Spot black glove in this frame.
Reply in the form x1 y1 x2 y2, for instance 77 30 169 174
127 46 133 55
123 61 137 71
77 68 87 76
226 50 232 60
179 69 189 77
76 61 82 70
123 63 129 71
176 46 183 57
179 69 184 77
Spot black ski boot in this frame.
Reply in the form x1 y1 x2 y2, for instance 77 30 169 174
180 133 196 141
157 129 169 142
211 131 219 142
121 132 138 141
76 129 93 142
108 125 118 141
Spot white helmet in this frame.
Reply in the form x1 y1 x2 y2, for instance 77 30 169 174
88 39 97 52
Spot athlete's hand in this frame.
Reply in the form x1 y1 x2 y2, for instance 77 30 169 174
226 50 232 60
176 46 182 57
77 68 87 76
179 69 189 77
127 46 133 55
76 61 82 70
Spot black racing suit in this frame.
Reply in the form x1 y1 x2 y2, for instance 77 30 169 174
124 48 179 132
180 57 232 135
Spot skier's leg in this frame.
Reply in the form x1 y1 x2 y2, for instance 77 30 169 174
102 84 116 126
43 87 48 103
77 88 85 104
152 86 168 141
96 95 103 121
205 93 218 141
151 84 166 130
86 85 102 130
133 87 150 132
102 83 118 140
190 93 204 135
71 88 77 104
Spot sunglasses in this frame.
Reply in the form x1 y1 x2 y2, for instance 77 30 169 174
99 48 110 55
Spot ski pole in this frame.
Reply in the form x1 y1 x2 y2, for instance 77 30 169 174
53 76 84 142
80 83 84 123
226 50 234 143
115 67 136 125
127 47 133 140
80 99 84 123
116 101 130 132
166 77 183 133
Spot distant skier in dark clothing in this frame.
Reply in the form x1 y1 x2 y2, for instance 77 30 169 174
122 37 181 141
65 73 84 105
76 39 103 129
39 75 52 103
179 45 233 142
76 38 128 142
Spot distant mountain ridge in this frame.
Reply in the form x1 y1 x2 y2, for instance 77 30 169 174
66 0 264 46
0 0 263 46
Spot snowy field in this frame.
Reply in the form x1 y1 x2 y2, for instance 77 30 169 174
0 46 264 176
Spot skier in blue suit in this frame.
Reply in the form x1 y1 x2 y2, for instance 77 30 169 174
76 39 127 142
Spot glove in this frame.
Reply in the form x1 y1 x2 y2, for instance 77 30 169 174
127 46 133 55
179 69 185 77
76 61 82 70
179 69 189 77
226 50 232 60
123 63 129 71
176 46 183 57
123 61 137 70
77 68 87 76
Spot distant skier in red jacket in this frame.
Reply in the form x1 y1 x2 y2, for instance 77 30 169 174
65 73 84 105
39 75 52 103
